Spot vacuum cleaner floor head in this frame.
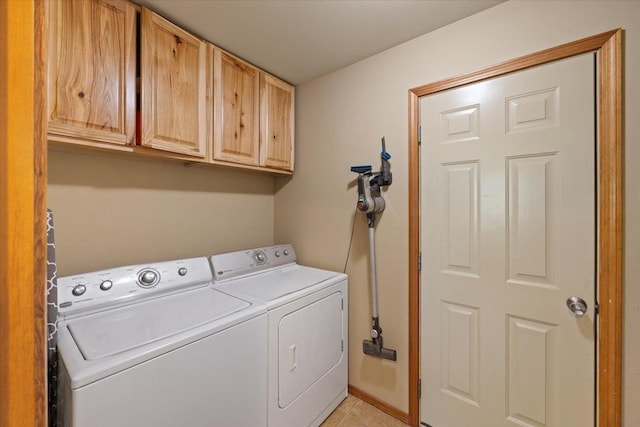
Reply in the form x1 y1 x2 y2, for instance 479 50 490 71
363 339 397 361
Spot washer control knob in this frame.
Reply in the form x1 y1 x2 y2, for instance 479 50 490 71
99 280 113 291
138 269 159 288
275 251 281 257
178 267 188 276
254 251 267 265
283 249 289 256
72 285 86 296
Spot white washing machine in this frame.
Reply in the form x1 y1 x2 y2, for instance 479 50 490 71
56 257 268 427
210 244 348 427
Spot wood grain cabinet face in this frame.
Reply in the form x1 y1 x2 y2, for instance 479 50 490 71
260 74 294 171
47 0 136 145
141 8 207 157
212 48 260 166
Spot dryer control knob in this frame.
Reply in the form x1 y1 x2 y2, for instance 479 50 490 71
178 267 188 276
72 285 86 296
138 269 159 288
275 251 281 257
99 280 113 291
254 251 267 265
283 249 290 256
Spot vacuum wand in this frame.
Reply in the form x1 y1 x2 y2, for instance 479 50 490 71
350 137 397 361
368 227 378 321
363 224 396 361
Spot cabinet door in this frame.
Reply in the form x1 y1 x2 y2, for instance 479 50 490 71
212 48 260 166
140 8 207 157
47 0 136 145
260 74 294 171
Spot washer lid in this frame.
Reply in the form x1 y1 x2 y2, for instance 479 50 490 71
67 287 250 360
220 265 340 301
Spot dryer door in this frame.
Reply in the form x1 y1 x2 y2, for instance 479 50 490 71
278 291 343 407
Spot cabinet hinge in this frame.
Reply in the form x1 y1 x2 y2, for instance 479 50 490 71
418 252 422 271
341 340 344 352
417 125 422 144
341 298 344 310
418 379 422 399
595 302 600 315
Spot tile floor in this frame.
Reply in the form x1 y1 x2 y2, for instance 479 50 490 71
320 394 407 427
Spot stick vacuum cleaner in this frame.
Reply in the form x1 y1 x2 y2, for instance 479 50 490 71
350 137 397 361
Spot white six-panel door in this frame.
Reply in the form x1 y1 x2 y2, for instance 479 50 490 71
420 53 595 427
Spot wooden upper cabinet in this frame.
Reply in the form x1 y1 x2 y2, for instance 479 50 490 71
140 8 207 157
260 73 294 171
212 48 260 166
47 1 294 173
47 0 136 145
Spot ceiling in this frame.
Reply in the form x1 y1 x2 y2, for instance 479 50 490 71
136 0 504 85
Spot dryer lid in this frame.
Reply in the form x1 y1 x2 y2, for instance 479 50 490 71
219 265 340 301
67 287 250 360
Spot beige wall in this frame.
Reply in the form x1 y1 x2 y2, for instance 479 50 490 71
274 0 640 421
48 150 275 276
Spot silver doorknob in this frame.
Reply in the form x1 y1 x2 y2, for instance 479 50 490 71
566 297 588 317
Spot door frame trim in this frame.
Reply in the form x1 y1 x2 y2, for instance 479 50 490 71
407 29 623 427
0 1 48 426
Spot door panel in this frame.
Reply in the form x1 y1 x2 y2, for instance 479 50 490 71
420 53 595 427
441 162 479 277
440 302 479 407
507 154 560 288
506 315 558 427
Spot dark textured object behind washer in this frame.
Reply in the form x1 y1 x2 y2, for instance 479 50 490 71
46 209 59 427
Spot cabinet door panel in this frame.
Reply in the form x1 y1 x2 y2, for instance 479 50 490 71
48 0 135 145
260 74 294 171
141 8 207 157
213 49 260 166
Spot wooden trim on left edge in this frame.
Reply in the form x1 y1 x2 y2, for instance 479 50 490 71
348 385 410 424
408 29 623 427
407 89 421 427
34 1 48 424
0 1 48 426
34 0 48 424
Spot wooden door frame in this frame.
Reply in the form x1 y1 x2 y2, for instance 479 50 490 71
0 1 48 426
408 29 623 427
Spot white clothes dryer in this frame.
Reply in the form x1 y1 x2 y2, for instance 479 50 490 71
210 244 348 427
56 257 268 427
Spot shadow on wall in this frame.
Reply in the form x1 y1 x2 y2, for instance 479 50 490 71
274 174 292 193
48 150 276 196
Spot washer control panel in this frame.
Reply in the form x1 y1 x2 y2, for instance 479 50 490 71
210 244 297 282
57 257 212 317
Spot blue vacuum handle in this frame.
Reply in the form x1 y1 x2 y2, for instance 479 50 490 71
350 165 372 174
